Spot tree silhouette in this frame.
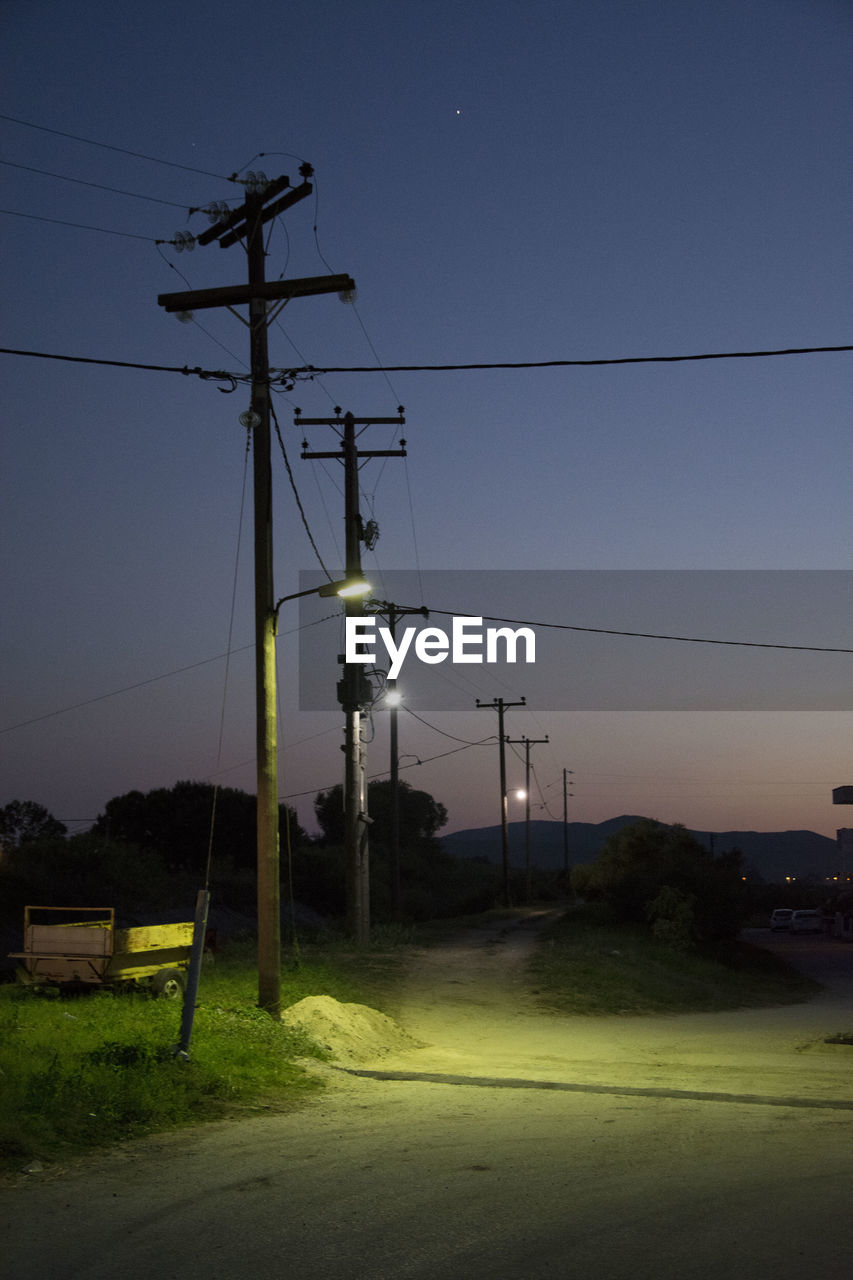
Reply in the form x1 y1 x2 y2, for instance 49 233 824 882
313 779 447 850
0 800 67 851
93 780 304 874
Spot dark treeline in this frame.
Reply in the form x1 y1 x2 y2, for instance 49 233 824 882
0 783 525 948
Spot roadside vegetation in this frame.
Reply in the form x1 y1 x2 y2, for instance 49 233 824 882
528 903 822 1015
533 819 822 1014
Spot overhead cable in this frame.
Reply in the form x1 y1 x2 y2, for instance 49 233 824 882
0 207 160 240
0 158 192 208
4 341 852 385
392 606 853 655
401 705 498 745
0 112 228 179
298 344 853 375
0 345 240 384
270 400 333 579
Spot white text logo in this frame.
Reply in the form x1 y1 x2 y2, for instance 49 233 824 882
345 616 536 680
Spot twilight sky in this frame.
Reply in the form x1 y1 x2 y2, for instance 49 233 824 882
2 0 852 844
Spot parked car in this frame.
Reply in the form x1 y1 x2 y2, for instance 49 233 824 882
791 909 824 935
770 908 794 931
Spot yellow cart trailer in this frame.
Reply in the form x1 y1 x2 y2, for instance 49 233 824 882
9 906 193 998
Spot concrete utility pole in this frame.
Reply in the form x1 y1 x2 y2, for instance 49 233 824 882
476 697 526 907
298 409 407 943
158 168 354 1017
505 734 549 902
366 600 429 918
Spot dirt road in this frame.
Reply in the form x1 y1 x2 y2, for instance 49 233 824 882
322 910 853 1108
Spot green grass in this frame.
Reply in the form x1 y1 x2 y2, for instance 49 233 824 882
0 934 412 1176
527 906 823 1015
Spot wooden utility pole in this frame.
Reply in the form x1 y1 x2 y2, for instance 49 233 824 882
158 168 354 1016
505 733 549 902
476 697 526 906
562 767 574 877
298 409 407 942
366 600 429 918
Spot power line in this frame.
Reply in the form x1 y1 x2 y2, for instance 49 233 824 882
0 615 334 735
299 344 853 375
0 207 161 241
0 112 229 180
401 704 498 746
0 648 252 734
6 337 850 391
0 158 193 208
280 737 497 803
3 341 853 384
270 400 332 578
0 345 242 383
73 591 834 773
391 605 853 655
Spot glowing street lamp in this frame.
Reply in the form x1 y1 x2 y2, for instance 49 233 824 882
273 577 370 631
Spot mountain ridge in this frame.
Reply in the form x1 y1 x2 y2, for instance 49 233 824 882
440 814 842 883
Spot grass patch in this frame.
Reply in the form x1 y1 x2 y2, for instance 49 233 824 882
0 934 413 1176
527 906 823 1015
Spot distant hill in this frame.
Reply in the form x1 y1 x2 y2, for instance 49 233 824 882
440 815 840 884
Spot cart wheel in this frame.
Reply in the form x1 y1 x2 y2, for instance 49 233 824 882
151 968 186 1000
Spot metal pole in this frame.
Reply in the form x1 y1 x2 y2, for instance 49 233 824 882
175 888 210 1058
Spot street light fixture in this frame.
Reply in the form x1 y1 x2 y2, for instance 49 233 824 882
273 577 370 632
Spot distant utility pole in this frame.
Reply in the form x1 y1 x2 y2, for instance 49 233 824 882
366 600 429 919
562 768 574 878
298 409 407 943
476 697 526 907
157 167 355 1018
505 734 549 902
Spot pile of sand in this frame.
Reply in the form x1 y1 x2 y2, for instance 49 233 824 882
281 995 422 1065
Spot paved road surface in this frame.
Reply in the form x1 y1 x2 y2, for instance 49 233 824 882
4 914 853 1278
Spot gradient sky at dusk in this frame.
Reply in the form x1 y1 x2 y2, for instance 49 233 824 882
2 0 852 843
